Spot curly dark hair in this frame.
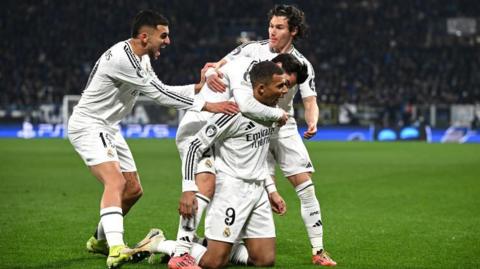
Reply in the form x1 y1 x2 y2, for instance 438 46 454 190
268 4 309 40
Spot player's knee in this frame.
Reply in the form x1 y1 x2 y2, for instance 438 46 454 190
248 246 275 267
196 173 216 199
122 172 143 199
249 253 275 267
200 247 230 269
125 180 143 201
200 255 228 269
199 183 215 199
130 183 143 200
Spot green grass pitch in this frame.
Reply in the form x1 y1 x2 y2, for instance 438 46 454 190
0 139 479 269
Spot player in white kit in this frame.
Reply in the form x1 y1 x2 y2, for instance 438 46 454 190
67 10 237 269
162 53 308 269
207 4 336 266
134 61 290 269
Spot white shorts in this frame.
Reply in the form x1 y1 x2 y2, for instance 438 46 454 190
68 127 137 172
267 133 314 177
205 176 275 243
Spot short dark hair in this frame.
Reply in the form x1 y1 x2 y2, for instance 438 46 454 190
268 4 308 40
249 61 284 88
131 10 169 38
271 54 308 84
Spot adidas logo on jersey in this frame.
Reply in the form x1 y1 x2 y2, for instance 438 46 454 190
306 162 313 168
245 121 256 130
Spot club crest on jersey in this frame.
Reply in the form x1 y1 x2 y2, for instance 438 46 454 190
107 149 115 158
205 125 217 137
105 50 112 60
223 227 231 237
231 47 241 55
136 67 147 78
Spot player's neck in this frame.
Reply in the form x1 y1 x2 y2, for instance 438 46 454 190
273 41 294 54
128 39 147 58
253 92 272 107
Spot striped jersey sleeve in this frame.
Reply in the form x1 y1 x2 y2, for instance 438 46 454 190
222 57 284 121
182 112 240 192
112 42 205 111
291 49 317 98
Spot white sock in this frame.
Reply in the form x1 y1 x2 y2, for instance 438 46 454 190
95 220 106 241
100 207 124 247
174 193 210 256
153 240 177 256
229 242 249 265
190 242 207 264
296 180 324 254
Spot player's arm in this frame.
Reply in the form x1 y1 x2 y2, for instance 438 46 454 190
114 48 237 114
225 57 287 123
233 86 288 125
265 176 287 215
205 59 228 92
207 42 258 92
303 96 319 139
299 61 319 139
181 113 239 193
178 112 239 217
110 49 204 111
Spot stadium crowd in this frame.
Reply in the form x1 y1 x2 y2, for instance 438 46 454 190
2 0 480 117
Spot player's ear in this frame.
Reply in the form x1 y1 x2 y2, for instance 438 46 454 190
290 26 298 37
258 84 265 94
137 32 147 43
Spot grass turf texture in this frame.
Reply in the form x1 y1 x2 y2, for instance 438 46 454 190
0 139 479 269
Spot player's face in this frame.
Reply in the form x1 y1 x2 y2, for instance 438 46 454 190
283 72 298 88
262 74 289 106
274 62 298 88
269 16 296 52
147 25 171 60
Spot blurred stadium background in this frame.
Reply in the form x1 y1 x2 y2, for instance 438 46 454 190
2 0 480 142
1 1 480 269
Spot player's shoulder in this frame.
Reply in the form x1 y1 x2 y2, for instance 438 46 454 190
202 111 241 136
223 56 258 82
230 39 269 55
242 39 269 48
290 47 315 75
290 47 311 64
105 40 129 58
226 56 258 69
101 40 139 68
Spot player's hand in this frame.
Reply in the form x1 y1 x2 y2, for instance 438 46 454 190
269 191 287 216
195 63 217 93
200 62 217 82
303 124 317 139
178 191 198 218
277 111 289 127
204 101 239 115
206 72 226 93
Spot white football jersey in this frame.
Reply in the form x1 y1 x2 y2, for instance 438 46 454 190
225 40 316 137
69 40 205 130
182 112 275 191
176 56 283 152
